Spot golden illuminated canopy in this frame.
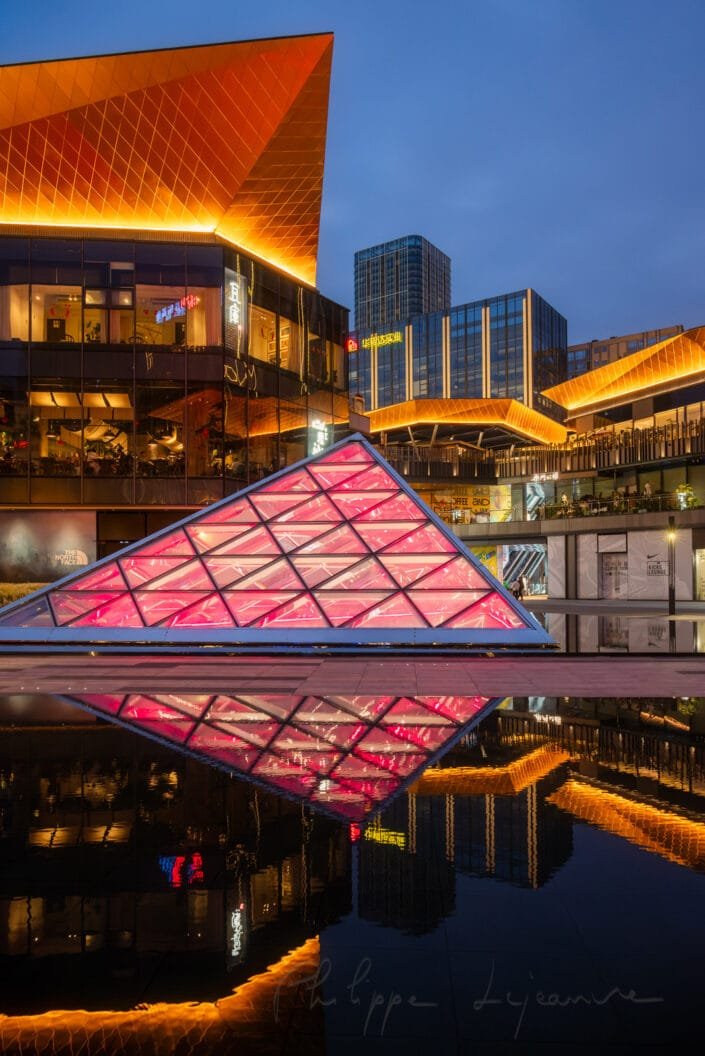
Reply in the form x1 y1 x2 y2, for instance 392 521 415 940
544 326 705 415
0 33 334 284
368 398 568 446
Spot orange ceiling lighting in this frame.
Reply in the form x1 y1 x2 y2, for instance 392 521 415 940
547 778 705 870
368 398 568 445
0 34 334 285
544 326 705 415
0 937 322 1052
409 744 569 796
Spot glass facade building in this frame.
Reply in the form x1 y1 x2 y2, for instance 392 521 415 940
0 235 348 556
354 235 451 331
349 288 567 417
0 35 351 567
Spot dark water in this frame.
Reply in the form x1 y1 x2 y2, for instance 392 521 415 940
2 689 705 1053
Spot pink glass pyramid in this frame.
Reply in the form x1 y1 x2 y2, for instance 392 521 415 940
60 688 501 822
0 435 550 648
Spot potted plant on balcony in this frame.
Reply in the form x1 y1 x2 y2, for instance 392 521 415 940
676 483 697 510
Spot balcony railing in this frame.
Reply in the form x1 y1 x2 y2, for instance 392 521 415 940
495 417 705 479
380 445 496 483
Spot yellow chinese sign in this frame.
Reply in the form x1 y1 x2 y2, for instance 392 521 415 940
361 331 403 350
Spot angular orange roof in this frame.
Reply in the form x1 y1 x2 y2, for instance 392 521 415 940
0 34 334 284
368 397 568 445
543 326 705 414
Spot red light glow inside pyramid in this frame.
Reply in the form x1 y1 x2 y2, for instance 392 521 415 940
61 689 499 821
0 437 544 643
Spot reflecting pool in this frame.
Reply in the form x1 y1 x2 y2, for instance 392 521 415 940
2 676 705 1053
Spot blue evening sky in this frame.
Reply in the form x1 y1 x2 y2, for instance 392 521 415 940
1 0 703 341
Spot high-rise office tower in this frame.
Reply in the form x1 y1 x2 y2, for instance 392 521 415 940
348 288 568 418
354 235 451 330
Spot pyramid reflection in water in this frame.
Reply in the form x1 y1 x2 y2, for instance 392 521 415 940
61 689 501 821
0 435 550 647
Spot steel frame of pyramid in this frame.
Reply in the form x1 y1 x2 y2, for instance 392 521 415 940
57 689 504 823
0 434 552 650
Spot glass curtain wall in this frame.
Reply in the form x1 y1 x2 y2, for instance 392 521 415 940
489 293 525 401
450 304 483 397
411 312 443 398
531 290 568 395
0 237 348 507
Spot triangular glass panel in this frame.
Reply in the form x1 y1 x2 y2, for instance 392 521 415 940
148 694 211 719
295 698 367 724
382 697 451 725
161 593 235 628
347 592 427 628
202 555 276 589
268 522 335 552
121 695 195 742
317 441 374 464
378 722 455 752
307 461 373 490
447 592 525 629
269 492 341 523
412 555 490 591
231 695 303 720
295 721 367 749
135 590 212 626
209 524 280 556
184 523 253 554
120 556 191 589
355 491 427 522
211 719 281 748
135 528 196 558
330 754 399 780
296 523 369 555
223 591 302 626
380 521 457 554
330 463 400 493
205 695 281 723
0 596 53 627
250 593 328 628
187 726 258 771
140 558 213 593
194 497 260 525
74 693 125 715
327 489 397 519
377 553 453 587
407 589 489 627
319 557 397 592
353 521 422 552
249 492 313 520
260 467 319 493
325 695 396 720
353 747 427 778
50 591 130 626
416 695 491 723
64 562 127 592
313 591 391 627
228 557 304 592
71 593 144 628
290 554 362 588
